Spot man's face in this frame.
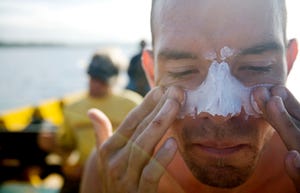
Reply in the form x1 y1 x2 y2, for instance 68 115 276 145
89 77 108 98
152 0 287 188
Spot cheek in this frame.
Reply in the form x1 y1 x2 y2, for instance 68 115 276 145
253 120 275 146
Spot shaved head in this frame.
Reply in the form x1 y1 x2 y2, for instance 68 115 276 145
151 0 287 47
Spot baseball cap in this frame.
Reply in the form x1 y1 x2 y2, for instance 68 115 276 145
87 52 119 83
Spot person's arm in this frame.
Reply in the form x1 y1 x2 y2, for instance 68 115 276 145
80 86 184 193
252 85 300 192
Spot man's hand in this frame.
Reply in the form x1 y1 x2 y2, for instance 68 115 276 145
253 85 300 192
87 87 185 193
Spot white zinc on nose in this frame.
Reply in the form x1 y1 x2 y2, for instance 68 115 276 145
179 47 272 119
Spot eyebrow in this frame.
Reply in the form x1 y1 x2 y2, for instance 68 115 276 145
239 41 284 55
158 49 198 60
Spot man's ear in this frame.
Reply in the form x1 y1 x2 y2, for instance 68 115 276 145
286 38 298 74
142 49 155 88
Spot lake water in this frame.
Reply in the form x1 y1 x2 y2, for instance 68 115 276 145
0 44 138 112
0 45 299 113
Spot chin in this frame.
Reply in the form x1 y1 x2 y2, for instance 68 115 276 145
172 113 275 188
188 161 255 188
182 149 258 189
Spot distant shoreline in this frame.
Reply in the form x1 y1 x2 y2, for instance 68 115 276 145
0 42 66 48
0 41 137 48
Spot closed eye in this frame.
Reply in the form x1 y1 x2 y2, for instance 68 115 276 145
168 69 199 78
239 65 272 72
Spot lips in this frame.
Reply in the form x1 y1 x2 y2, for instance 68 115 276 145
192 141 250 157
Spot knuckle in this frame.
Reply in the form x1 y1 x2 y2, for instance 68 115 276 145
107 160 122 180
285 116 296 130
148 86 165 99
150 117 163 129
99 140 112 158
124 108 140 122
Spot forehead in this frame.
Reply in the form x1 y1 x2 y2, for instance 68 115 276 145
152 0 284 57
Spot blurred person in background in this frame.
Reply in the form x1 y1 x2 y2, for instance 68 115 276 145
39 47 143 193
126 40 151 96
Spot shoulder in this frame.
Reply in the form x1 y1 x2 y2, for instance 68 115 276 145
63 94 90 113
120 89 144 104
130 53 142 64
111 89 144 106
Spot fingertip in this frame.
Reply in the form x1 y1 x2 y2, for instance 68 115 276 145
87 108 98 120
167 86 185 106
267 96 285 114
163 137 177 152
285 150 300 179
251 86 271 115
87 108 113 137
250 93 263 115
292 150 300 168
270 85 288 100
88 108 110 125
155 138 177 162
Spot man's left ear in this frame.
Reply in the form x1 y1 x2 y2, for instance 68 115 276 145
286 38 298 74
141 49 155 88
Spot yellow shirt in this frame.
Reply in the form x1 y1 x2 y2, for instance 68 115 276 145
56 89 143 163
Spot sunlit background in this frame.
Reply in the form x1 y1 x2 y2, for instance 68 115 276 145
0 0 151 44
0 0 299 112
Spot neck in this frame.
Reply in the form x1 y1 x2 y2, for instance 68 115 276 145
89 88 111 98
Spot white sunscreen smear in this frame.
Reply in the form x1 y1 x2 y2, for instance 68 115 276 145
179 47 272 119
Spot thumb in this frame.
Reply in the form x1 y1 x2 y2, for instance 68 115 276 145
87 108 113 147
285 150 300 192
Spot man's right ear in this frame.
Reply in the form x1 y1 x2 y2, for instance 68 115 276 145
142 49 155 88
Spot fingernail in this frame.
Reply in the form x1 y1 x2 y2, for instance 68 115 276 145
250 93 262 114
273 96 285 113
164 138 177 150
293 151 300 168
272 86 288 100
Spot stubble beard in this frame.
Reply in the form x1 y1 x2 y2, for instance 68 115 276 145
182 148 259 189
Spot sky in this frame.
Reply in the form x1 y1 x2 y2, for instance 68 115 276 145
0 0 299 100
0 0 152 44
0 1 299 44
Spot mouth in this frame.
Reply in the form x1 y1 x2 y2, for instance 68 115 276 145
193 142 250 158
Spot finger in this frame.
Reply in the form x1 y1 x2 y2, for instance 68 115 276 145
130 90 168 141
127 87 184 182
271 86 300 125
252 87 300 151
131 86 183 141
88 108 113 147
118 89 170 186
265 96 300 151
99 87 165 155
285 150 300 192
138 138 178 193
136 87 184 152
251 86 271 115
88 109 129 183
